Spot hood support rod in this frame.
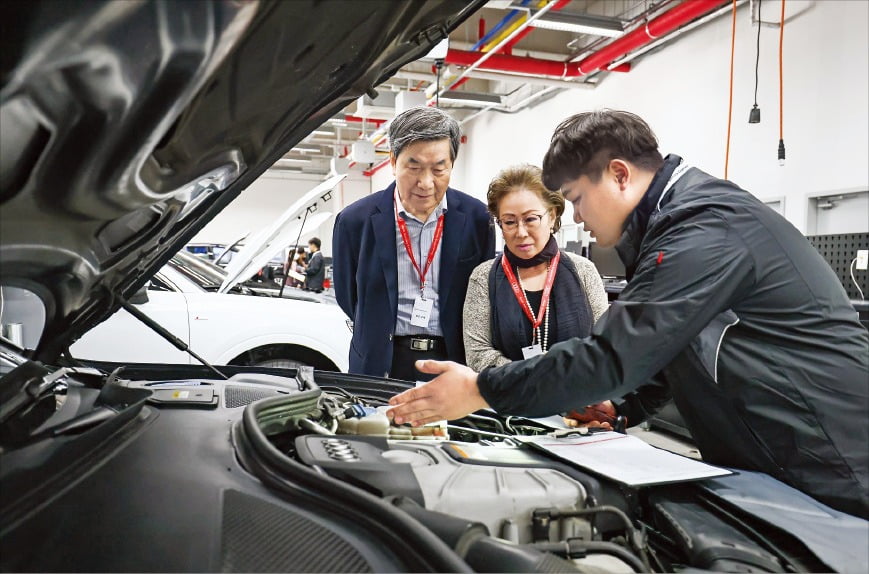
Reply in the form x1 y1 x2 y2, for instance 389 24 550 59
119 299 228 380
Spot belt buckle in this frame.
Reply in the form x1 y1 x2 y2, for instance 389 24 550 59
410 337 430 351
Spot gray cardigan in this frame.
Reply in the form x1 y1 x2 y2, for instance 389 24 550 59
463 252 608 372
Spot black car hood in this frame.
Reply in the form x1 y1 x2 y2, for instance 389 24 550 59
0 0 482 362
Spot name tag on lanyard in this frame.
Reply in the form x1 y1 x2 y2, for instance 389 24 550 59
521 344 544 359
410 296 434 327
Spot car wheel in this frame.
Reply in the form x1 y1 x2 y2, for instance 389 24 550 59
253 358 308 370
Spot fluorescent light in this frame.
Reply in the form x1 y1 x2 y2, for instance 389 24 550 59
276 158 311 165
292 147 320 153
530 11 623 37
311 130 334 136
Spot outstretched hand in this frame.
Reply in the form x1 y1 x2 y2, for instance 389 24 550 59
387 360 489 425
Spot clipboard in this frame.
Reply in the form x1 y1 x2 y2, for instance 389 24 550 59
519 431 732 487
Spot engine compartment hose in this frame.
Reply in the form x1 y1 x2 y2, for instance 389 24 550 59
532 540 646 573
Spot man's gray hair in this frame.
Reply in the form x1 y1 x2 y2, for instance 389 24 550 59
388 106 461 162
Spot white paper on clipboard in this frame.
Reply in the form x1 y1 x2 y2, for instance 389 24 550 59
520 432 732 487
287 269 306 282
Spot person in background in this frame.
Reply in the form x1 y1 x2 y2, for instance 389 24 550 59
388 109 869 519
303 237 324 293
285 246 306 289
332 106 494 381
463 164 668 428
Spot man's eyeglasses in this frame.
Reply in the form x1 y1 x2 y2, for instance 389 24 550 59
496 213 547 232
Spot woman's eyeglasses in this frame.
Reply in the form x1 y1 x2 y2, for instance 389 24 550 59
496 213 547 232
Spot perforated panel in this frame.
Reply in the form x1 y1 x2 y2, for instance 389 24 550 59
808 233 869 300
224 386 285 408
221 489 372 572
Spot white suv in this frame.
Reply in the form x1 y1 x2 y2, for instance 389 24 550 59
71 252 351 371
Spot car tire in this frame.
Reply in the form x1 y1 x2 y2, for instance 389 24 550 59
253 358 307 370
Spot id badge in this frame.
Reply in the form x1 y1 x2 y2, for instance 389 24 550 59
410 296 434 327
521 344 544 359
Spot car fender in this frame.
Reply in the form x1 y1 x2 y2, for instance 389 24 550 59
214 332 349 372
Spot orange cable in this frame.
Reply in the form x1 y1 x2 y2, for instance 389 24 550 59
725 0 737 179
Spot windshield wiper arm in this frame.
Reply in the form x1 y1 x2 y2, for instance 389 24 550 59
119 299 228 380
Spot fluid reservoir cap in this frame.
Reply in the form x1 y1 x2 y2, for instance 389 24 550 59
382 449 432 467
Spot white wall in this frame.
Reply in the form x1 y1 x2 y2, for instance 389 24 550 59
453 0 869 235
192 170 372 257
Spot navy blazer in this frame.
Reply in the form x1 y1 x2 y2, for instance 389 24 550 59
332 183 495 377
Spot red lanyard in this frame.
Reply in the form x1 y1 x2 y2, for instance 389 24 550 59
395 202 445 293
501 250 560 329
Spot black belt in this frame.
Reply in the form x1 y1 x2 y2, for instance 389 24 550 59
394 335 445 352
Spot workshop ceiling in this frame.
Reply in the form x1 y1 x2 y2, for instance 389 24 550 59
275 0 734 176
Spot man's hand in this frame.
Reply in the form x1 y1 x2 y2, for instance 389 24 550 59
387 360 489 425
563 401 617 430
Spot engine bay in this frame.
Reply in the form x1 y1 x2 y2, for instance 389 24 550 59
0 362 847 573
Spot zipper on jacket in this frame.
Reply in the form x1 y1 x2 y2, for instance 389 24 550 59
714 316 740 383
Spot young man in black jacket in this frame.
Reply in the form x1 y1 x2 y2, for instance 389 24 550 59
303 237 325 293
388 110 869 519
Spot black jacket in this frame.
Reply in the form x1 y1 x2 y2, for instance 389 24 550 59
478 156 869 518
304 250 325 292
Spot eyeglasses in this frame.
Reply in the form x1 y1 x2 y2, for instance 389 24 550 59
496 213 547 232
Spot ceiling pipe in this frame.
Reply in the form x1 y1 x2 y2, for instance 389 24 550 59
571 0 729 74
448 67 598 89
445 49 630 77
444 0 727 79
606 0 746 70
431 0 560 102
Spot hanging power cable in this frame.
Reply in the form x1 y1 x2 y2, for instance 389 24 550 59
749 0 762 123
724 0 737 179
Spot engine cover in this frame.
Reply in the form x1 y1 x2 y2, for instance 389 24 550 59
295 435 594 543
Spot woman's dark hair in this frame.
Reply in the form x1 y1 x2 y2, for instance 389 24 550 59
487 164 564 233
542 110 664 191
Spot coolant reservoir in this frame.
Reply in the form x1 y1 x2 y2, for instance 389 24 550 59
337 411 447 439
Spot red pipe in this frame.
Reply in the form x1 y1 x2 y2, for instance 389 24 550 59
573 0 728 74
344 115 387 126
444 0 728 78
363 158 391 177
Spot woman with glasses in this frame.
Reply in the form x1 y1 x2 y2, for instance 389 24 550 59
463 164 607 367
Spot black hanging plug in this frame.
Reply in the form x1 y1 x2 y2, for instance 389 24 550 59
748 104 761 123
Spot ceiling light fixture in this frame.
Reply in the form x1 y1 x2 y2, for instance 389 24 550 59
311 130 334 136
292 147 320 153
529 11 624 37
276 158 311 165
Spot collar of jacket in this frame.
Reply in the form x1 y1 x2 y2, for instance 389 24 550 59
615 154 683 279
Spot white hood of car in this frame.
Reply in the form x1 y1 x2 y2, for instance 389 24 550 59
218 174 344 293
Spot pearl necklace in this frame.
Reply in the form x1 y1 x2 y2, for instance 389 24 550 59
516 263 550 352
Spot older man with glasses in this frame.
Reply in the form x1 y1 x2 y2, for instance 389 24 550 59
332 106 494 381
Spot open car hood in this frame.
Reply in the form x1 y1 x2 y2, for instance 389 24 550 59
218 174 344 294
0 0 483 362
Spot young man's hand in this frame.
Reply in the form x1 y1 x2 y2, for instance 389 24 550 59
387 360 489 425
